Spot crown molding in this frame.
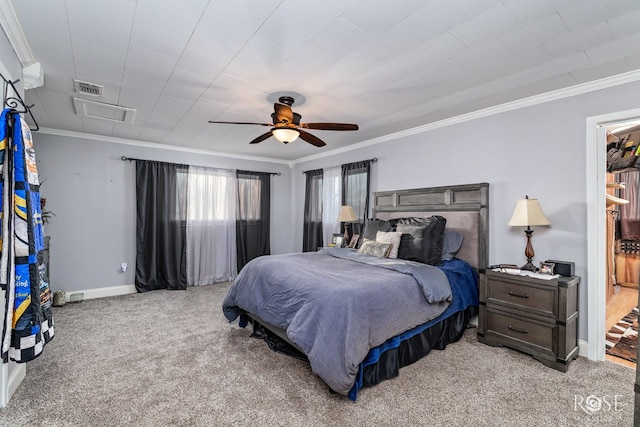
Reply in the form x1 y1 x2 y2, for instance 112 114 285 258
292 69 640 165
37 128 293 166
0 2 35 66
35 69 640 168
3 0 639 166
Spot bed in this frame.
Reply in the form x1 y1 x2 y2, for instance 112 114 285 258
222 182 489 400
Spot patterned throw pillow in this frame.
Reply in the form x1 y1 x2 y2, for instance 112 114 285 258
376 231 402 259
357 238 392 258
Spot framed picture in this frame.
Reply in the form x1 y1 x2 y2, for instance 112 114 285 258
348 234 360 248
539 261 555 275
331 233 343 247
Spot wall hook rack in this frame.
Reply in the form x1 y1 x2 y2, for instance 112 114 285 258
1 72 39 131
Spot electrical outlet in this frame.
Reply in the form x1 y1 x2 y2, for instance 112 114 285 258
120 263 127 273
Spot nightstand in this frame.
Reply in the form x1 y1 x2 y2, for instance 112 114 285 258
477 269 580 372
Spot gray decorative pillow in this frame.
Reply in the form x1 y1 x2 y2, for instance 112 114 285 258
441 230 464 261
358 219 393 248
357 238 392 258
396 215 447 265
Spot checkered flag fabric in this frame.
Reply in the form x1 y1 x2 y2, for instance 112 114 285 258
0 109 54 363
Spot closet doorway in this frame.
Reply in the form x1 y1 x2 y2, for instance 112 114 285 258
604 123 640 369
585 107 640 365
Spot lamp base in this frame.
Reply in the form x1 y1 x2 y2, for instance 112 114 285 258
520 261 537 272
343 224 350 248
521 228 537 272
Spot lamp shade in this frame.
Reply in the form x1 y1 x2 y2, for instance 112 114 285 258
272 128 300 143
508 197 550 227
337 205 357 222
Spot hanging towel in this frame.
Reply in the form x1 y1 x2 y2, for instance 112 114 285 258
0 108 54 363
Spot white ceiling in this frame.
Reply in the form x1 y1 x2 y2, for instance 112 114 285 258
6 0 640 162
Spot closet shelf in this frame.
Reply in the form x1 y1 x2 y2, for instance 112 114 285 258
606 193 629 206
606 182 625 189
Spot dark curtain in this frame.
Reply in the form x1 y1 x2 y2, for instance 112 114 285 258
135 160 188 292
303 169 323 252
236 170 271 271
342 160 371 237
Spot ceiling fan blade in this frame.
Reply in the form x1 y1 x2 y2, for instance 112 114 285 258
208 120 272 126
273 103 294 124
300 123 359 131
298 129 326 147
249 131 274 144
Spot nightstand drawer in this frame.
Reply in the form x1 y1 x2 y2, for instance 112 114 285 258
486 276 556 318
478 270 579 372
485 310 555 355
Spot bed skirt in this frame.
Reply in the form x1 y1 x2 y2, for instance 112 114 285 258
244 305 477 400
358 307 476 393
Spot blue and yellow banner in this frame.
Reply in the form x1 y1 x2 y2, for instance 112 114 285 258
0 108 54 363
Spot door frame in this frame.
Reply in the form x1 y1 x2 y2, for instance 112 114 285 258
586 107 640 361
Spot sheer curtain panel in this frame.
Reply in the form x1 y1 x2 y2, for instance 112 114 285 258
303 169 323 251
186 167 237 285
322 166 342 247
135 160 188 292
236 170 271 271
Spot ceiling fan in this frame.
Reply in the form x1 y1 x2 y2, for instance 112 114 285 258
208 96 358 147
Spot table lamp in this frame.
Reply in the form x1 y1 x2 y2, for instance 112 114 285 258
508 195 550 271
337 205 357 246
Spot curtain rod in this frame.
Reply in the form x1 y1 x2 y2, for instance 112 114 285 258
120 156 281 176
301 157 377 175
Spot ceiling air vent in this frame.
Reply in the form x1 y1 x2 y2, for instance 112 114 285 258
73 79 103 97
73 98 136 124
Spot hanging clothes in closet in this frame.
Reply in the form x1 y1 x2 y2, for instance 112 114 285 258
0 108 53 362
616 171 640 288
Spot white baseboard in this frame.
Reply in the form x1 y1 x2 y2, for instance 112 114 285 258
578 339 589 358
65 284 137 302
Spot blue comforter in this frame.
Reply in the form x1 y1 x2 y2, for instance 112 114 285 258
222 248 470 396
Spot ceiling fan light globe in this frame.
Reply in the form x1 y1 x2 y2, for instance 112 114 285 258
272 128 300 143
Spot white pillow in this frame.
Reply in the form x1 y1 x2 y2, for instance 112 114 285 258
376 231 402 259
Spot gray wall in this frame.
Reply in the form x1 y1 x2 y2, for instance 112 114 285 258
29 75 640 341
33 134 293 293
292 79 640 342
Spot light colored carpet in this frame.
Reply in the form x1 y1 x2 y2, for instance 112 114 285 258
0 282 635 426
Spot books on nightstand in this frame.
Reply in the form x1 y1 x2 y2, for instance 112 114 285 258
488 264 560 280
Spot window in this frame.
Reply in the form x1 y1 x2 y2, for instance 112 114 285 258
302 160 372 251
308 172 323 222
189 171 234 221
302 169 323 251
342 161 371 235
175 169 235 221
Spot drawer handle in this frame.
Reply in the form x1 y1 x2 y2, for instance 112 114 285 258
508 291 529 299
508 325 528 334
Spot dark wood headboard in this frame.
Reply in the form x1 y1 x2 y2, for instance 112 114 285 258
372 183 489 270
